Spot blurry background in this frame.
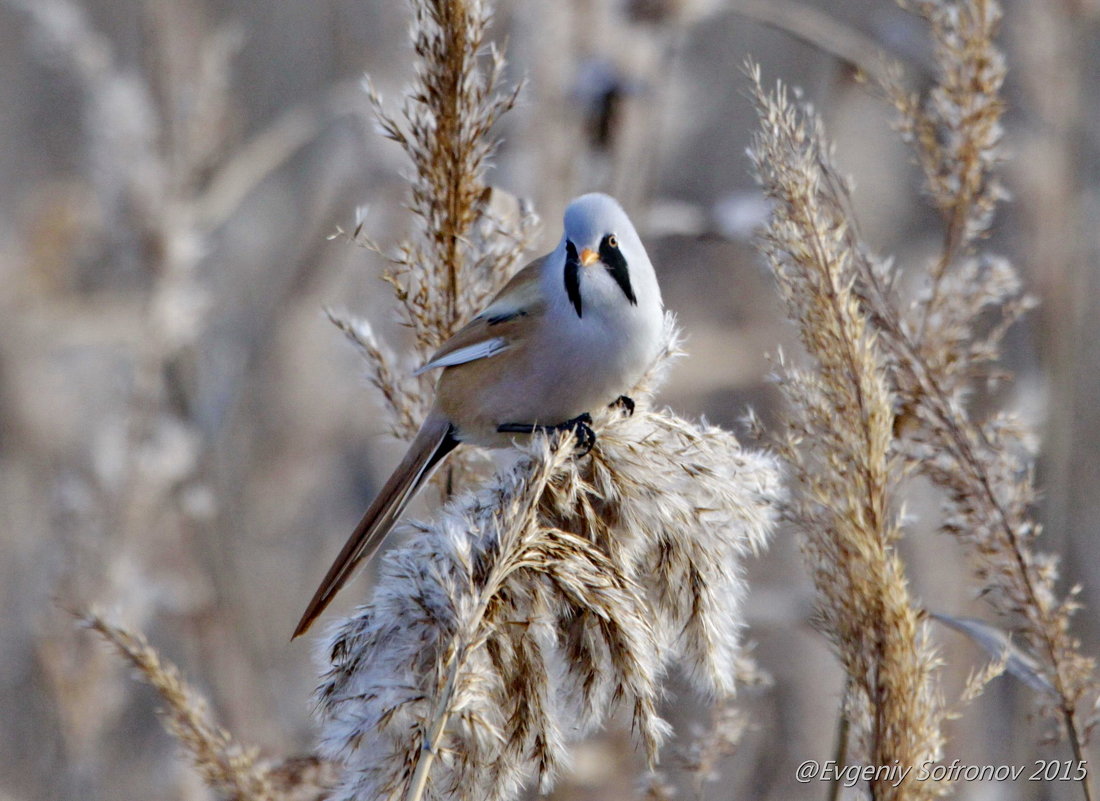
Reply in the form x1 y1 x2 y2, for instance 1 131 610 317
2 0 1099 799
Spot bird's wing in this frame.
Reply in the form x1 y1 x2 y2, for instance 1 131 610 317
415 255 548 374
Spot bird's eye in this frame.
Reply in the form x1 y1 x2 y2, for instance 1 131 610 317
607 234 619 248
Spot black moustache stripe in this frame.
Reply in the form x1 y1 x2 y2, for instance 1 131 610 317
564 240 583 318
600 236 636 306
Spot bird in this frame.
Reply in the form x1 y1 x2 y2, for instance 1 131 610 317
293 193 665 638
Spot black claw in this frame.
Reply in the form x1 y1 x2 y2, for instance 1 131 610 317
611 395 636 417
497 412 596 456
569 414 596 456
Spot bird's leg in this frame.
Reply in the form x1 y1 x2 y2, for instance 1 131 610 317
610 395 635 416
498 412 596 456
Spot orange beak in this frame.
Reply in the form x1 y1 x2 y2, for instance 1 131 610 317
579 247 600 267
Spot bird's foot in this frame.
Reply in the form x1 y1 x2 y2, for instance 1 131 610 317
561 413 596 455
498 412 596 456
610 395 635 417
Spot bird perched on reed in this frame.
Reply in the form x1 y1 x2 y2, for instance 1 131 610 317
294 193 665 637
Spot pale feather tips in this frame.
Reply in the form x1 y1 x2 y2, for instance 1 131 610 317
414 337 510 374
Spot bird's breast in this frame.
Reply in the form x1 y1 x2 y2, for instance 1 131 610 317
436 300 662 447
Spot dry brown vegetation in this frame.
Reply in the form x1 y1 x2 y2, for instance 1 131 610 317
747 1 1098 798
5 0 1100 800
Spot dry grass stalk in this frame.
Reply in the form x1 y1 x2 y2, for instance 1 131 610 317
81 610 341 800
315 320 782 801
890 0 1008 344
335 0 532 447
79 610 277 801
749 0 1097 796
747 65 946 801
329 0 535 513
871 0 1098 777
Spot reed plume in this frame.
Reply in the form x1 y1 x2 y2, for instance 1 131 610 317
747 0 1098 797
874 0 1098 785
81 610 341 800
328 0 536 519
747 64 946 801
316 321 782 801
339 0 531 443
84 613 273 801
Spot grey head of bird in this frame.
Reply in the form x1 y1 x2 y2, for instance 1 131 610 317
552 193 662 320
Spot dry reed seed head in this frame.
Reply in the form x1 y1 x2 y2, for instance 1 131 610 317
747 64 947 799
346 0 533 508
317 441 640 801
339 0 533 515
877 5 1097 731
886 0 1014 384
751 0 1096 775
325 308 426 440
895 0 1007 243
80 610 277 801
907 394 1099 721
366 0 527 362
315 318 782 801
566 407 780 698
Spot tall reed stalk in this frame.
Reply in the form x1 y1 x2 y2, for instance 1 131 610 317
748 1 1097 798
748 65 946 801
880 7 1097 783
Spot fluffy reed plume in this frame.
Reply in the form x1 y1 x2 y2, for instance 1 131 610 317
329 0 535 525
315 5 780 799
747 66 946 801
875 0 1098 769
889 0 1008 323
80 610 277 801
316 320 782 801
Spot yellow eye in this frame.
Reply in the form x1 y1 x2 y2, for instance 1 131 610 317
607 234 619 248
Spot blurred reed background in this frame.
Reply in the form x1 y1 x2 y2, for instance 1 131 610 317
2 0 1100 799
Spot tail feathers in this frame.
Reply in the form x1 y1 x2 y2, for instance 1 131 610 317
293 414 459 638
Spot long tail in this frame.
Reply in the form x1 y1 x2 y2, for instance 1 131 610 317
293 412 459 638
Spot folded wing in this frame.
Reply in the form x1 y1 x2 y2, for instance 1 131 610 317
416 255 548 373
